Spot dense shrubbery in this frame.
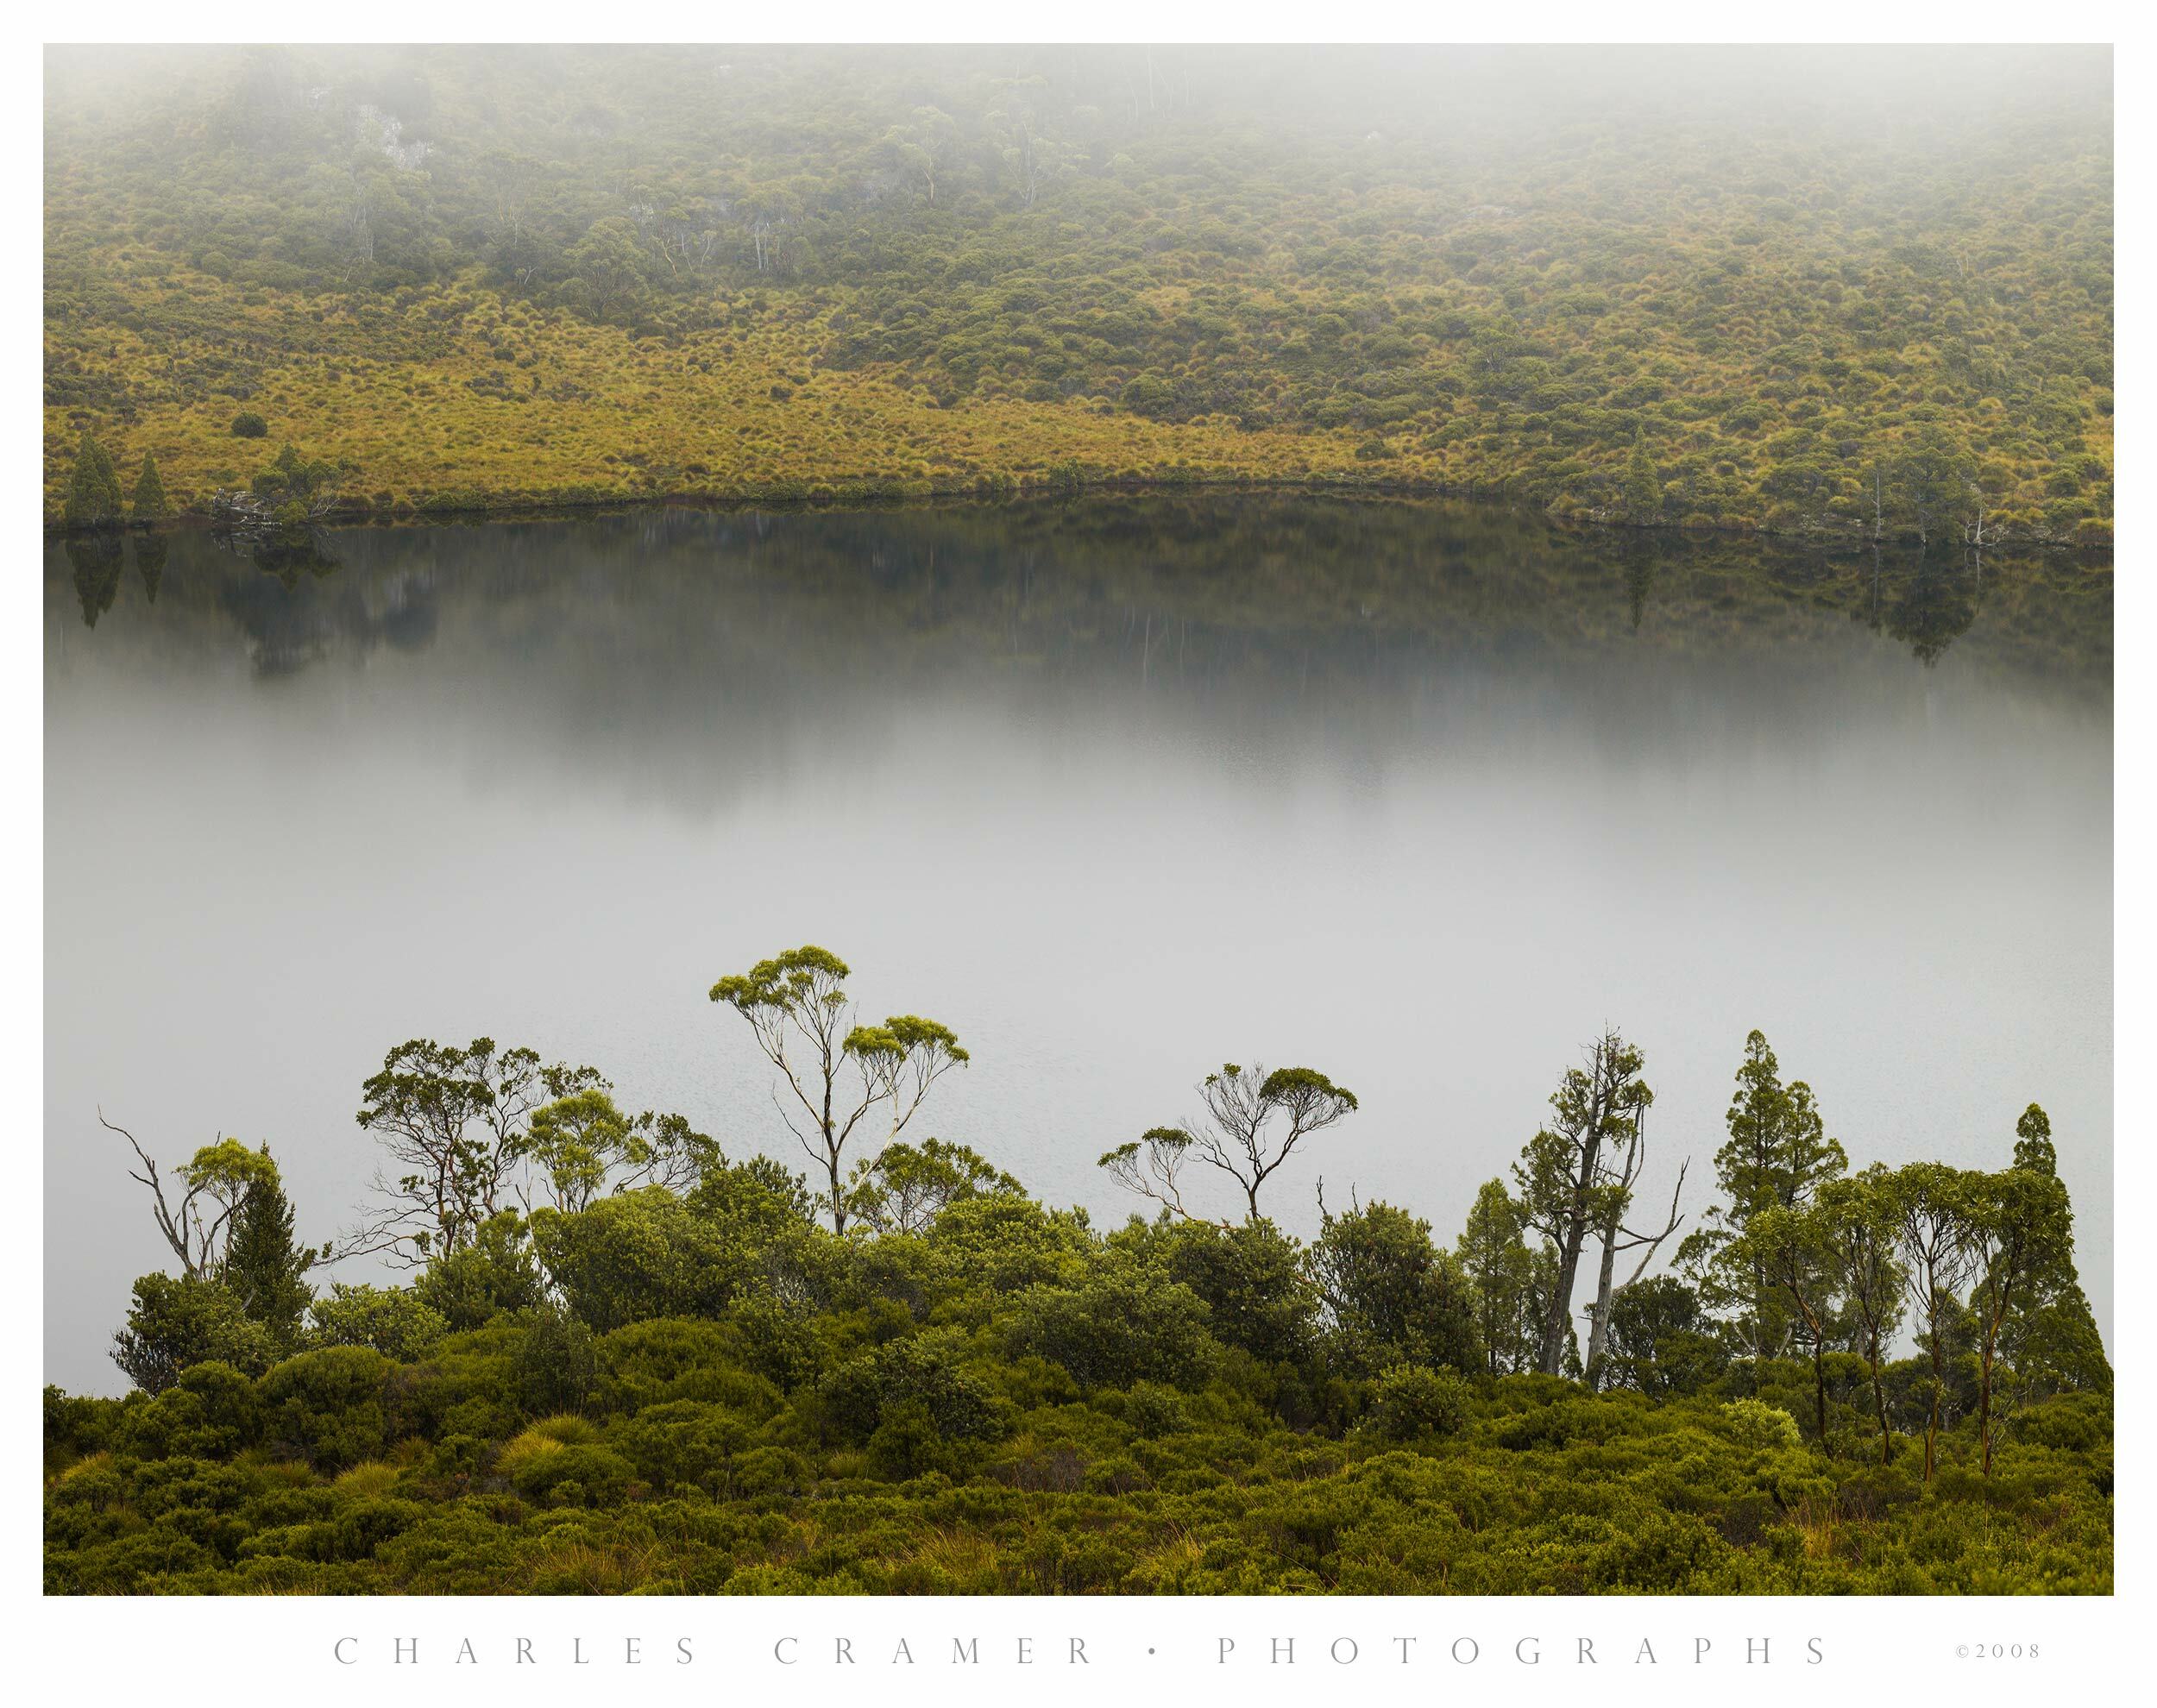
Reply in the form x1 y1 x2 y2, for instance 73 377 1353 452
43 47 2110 545
45 993 2111 1594
43 1273 2115 1594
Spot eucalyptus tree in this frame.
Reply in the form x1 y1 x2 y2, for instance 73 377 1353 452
351 1037 604 1262
1889 1159 1976 1481
521 1089 721 1214
709 945 969 1234
846 1138 1022 1236
1744 1201 1838 1442
1511 1028 1651 1378
1100 1061 1357 1225
1814 1167 1907 1464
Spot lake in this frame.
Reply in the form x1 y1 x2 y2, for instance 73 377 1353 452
42 498 2113 1393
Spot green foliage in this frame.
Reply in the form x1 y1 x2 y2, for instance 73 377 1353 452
129 453 167 523
819 1329 1003 1452
53 999 2111 1594
512 1310 600 1416
1310 1198 1481 1377
529 1188 771 1332
412 1211 547 1330
1604 1275 1726 1397
41 47 2111 547
117 1361 264 1461
1145 1217 1317 1368
111 1273 279 1394
1680 1028 1848 1373
230 412 268 438
1360 1365 1474 1442
309 1284 450 1363
64 431 123 529
1456 1178 1550 1375
1720 1397 1802 1453
223 1167 315 1350
1006 1269 1217 1391
258 1346 392 1470
846 1137 1020 1234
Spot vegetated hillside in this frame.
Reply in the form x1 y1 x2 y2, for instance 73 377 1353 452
43 45 2112 546
46 1018 2111 1595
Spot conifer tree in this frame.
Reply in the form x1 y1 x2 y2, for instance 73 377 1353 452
1677 1030 1847 1388
129 452 168 524
1456 1177 1541 1375
63 430 123 529
223 1156 317 1352
1623 431 1660 520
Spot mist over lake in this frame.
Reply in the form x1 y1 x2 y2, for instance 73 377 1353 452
42 498 2111 1396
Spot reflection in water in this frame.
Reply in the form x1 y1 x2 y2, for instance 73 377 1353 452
48 498 2113 692
223 524 345 590
64 534 125 629
134 532 167 605
42 498 2112 1395
1886 553 1982 666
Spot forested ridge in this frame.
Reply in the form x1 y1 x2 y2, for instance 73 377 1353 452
46 953 2111 1595
45 45 2112 548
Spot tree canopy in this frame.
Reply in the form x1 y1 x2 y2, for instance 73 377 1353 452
49 983 2112 1596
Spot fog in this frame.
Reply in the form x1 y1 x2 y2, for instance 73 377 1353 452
44 507 2111 1393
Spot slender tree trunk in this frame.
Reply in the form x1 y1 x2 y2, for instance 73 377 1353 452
821 1067 845 1234
1584 1200 1624 1389
1751 1253 1766 1395
1867 1330 1891 1466
1788 1278 1827 1444
1978 1300 2010 1475
1540 1196 1590 1376
1811 1332 1827 1445
1977 1331 1995 1474
1924 1310 1945 1483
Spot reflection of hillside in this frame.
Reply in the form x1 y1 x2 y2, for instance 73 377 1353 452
44 497 2110 699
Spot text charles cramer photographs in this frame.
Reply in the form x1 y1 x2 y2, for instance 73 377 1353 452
327 1630 1829 1667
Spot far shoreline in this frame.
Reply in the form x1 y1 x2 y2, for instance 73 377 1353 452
41 473 2118 563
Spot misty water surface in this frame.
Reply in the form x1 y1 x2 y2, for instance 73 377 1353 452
43 499 2112 1392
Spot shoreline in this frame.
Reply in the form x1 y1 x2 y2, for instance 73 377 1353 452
43 473 2116 561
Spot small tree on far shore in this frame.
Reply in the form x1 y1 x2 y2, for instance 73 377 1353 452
65 430 123 529
130 452 168 524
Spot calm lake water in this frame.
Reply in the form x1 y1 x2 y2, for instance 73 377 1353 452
43 499 2113 1393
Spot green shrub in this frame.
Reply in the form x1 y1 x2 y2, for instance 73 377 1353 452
1006 1272 1217 1391
1720 1397 1803 1453
111 1274 279 1395
820 1329 1003 1446
413 1214 546 1331
310 1284 450 1363
259 1346 393 1471
1361 1365 1474 1442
